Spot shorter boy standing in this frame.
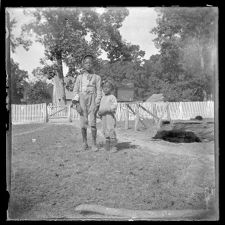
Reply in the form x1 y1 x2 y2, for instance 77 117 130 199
98 81 118 152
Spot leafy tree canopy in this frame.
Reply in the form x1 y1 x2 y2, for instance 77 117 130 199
10 59 29 104
25 80 52 104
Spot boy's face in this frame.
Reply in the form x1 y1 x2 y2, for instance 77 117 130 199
83 57 93 72
103 84 111 95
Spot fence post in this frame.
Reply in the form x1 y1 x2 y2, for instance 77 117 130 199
153 103 157 125
134 104 140 131
124 104 129 129
68 104 72 122
166 103 171 121
45 103 48 123
179 102 183 120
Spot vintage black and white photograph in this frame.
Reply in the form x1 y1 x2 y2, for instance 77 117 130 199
6 6 218 220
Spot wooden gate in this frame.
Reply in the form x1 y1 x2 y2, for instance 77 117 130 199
47 104 79 122
47 105 70 122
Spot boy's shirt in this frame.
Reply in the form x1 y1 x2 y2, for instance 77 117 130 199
73 72 102 106
99 94 117 114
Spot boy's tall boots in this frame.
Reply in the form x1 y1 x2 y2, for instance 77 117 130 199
91 127 99 152
110 138 117 153
81 128 88 150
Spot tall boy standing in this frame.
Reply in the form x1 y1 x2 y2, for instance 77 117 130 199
72 54 102 151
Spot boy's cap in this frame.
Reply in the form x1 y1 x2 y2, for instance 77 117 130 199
82 54 95 62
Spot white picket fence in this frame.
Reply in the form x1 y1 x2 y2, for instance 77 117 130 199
116 101 214 121
11 101 214 125
11 103 47 124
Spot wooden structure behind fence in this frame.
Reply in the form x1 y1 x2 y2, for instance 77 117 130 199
11 101 214 125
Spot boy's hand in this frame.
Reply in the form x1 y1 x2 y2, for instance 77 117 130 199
94 105 100 114
98 111 103 117
76 103 83 115
72 100 78 107
97 113 102 119
97 111 103 119
98 110 108 117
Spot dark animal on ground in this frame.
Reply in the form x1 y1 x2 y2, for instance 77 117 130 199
194 115 203 120
153 129 201 143
161 120 171 125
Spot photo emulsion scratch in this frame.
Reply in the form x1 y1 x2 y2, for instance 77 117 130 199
6 6 218 221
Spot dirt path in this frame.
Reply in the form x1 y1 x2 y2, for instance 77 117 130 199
114 126 215 160
9 123 216 220
49 120 215 159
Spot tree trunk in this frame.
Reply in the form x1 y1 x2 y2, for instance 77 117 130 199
53 53 66 106
199 44 204 71
53 76 59 104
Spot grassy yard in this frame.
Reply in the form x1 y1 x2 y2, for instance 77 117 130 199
8 122 216 220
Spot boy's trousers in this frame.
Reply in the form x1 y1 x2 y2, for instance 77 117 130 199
79 92 97 128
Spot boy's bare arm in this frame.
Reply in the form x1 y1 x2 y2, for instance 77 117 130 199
72 75 80 104
110 96 118 113
72 76 83 115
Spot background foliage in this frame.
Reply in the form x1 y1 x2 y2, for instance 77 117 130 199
10 7 217 104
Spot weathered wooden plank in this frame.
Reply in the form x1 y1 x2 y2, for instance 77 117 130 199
75 204 207 219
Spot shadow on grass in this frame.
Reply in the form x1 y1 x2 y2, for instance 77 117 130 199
116 142 138 151
98 141 138 151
